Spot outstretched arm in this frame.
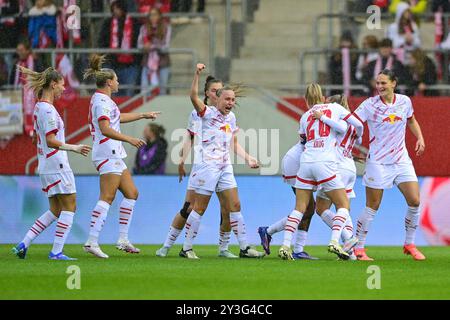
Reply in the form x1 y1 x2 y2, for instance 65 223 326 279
120 111 161 123
190 63 207 114
407 115 425 156
343 113 364 138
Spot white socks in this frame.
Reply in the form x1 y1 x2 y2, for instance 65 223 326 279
356 207 377 248
22 210 57 247
283 210 303 247
230 212 249 250
405 206 420 245
219 231 231 251
321 209 353 241
88 200 110 245
163 226 182 248
267 216 287 236
51 211 74 254
293 230 308 253
331 208 350 242
183 210 202 251
119 198 136 241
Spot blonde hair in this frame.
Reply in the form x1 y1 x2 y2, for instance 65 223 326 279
18 66 62 99
327 94 350 111
216 83 245 99
83 54 116 88
305 83 323 107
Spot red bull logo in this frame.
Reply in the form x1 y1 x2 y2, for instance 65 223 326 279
219 124 232 133
382 114 403 124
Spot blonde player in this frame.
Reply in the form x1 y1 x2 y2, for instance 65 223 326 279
278 83 363 260
313 94 360 259
82 55 160 258
12 67 91 260
257 140 318 260
353 69 426 261
180 63 265 259
156 76 238 258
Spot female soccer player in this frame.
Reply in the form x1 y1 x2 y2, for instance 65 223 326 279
82 54 160 258
156 75 238 258
278 83 363 260
180 63 265 259
353 69 426 261
12 66 91 260
257 139 318 260
313 94 360 259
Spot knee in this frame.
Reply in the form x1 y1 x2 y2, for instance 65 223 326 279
366 199 381 211
407 198 420 208
179 202 192 219
193 203 206 215
102 193 116 205
229 201 241 212
128 189 139 200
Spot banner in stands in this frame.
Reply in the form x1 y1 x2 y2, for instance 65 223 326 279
1 175 446 246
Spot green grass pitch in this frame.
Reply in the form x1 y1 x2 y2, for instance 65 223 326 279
1 244 449 300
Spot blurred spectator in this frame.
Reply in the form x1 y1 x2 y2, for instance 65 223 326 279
136 0 171 14
362 38 412 94
356 35 379 82
328 32 359 96
10 41 44 136
138 8 172 95
407 49 438 96
28 0 57 48
389 0 428 16
386 2 421 53
0 0 27 79
133 123 168 175
98 0 140 97
9 41 44 86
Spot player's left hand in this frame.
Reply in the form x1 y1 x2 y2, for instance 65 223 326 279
142 111 161 120
415 138 425 156
313 110 323 120
247 156 260 169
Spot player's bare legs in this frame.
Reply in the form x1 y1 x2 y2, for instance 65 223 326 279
398 181 425 260
116 169 140 253
354 187 383 260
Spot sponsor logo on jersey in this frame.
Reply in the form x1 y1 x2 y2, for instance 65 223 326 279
382 114 403 124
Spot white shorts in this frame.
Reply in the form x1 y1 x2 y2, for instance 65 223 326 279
191 163 237 196
317 168 356 200
93 158 127 175
363 162 418 189
295 161 345 192
281 145 302 186
40 171 76 197
187 164 200 191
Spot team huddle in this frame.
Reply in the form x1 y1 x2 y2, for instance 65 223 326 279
12 58 426 262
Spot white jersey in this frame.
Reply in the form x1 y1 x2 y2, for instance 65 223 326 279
354 94 413 164
88 91 127 161
33 101 71 174
336 124 358 173
197 106 238 166
299 103 362 163
186 110 203 167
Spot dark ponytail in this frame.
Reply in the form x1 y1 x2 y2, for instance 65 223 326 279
203 75 222 105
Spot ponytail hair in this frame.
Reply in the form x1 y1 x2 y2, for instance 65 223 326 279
18 66 62 99
83 54 116 88
203 75 223 104
305 83 323 107
327 94 349 111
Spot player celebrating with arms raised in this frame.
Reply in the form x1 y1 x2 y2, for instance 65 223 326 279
353 69 426 261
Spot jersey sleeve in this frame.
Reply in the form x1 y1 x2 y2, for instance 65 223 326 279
406 96 414 119
186 112 196 135
321 116 348 134
353 98 370 123
96 103 113 122
43 107 59 136
197 105 212 119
